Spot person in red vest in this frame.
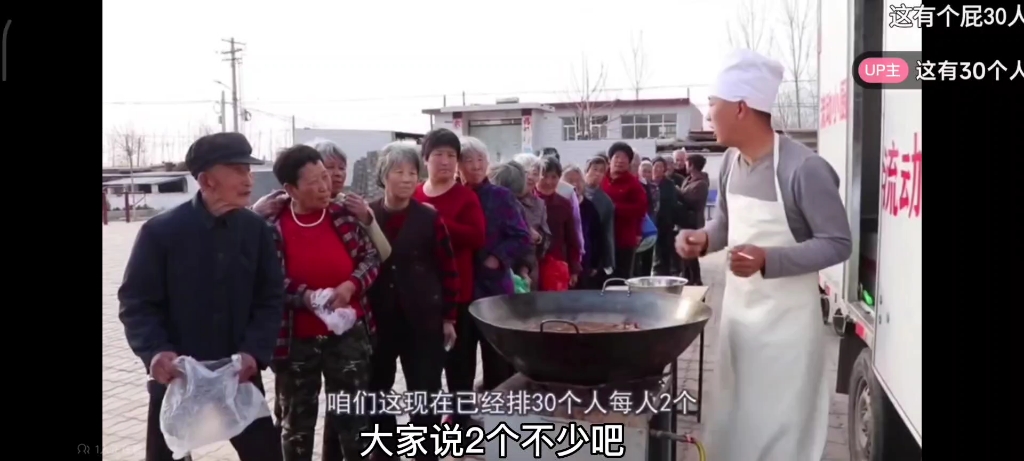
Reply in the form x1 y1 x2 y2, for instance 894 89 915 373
601 141 648 279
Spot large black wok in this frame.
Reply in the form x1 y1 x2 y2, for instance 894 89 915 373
469 290 712 385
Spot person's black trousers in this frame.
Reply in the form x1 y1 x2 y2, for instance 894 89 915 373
446 302 513 394
682 258 703 285
612 247 637 279
634 248 654 278
350 314 446 461
653 232 678 276
577 269 604 290
146 373 281 461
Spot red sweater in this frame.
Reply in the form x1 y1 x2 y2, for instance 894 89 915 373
536 190 582 275
602 171 649 248
413 183 486 303
279 209 362 339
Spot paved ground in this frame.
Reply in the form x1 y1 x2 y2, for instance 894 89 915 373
103 221 851 460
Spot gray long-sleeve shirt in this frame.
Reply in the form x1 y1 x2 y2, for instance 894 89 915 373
704 136 852 279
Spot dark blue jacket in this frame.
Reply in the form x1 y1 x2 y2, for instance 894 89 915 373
118 194 285 371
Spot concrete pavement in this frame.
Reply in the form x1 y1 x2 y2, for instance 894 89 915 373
103 221 851 460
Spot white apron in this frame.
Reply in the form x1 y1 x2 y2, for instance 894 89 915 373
705 134 830 461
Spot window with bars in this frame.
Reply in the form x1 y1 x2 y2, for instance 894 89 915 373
621 114 678 140
562 115 609 141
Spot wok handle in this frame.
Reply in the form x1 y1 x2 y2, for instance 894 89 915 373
538 319 581 333
601 278 631 296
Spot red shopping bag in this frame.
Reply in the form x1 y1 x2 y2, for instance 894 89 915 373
539 255 570 292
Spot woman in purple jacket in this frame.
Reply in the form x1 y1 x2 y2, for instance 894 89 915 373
456 136 532 390
562 165 604 290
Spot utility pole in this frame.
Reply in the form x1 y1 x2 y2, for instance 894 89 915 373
291 115 296 145
219 91 227 132
221 38 245 132
461 91 466 105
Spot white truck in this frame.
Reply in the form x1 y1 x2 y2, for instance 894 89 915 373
816 0 922 459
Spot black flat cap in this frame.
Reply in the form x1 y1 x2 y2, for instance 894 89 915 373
184 132 262 178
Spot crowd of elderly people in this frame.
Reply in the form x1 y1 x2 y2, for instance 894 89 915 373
120 127 708 461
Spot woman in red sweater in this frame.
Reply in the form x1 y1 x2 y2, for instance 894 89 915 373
411 129 487 412
602 141 649 279
264 145 381 461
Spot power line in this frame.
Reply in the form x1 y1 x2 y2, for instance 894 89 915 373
101 80 812 106
104 99 216 105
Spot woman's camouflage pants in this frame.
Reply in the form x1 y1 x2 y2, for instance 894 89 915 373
275 325 372 461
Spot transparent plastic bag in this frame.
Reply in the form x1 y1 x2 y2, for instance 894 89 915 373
310 288 358 335
159 354 271 460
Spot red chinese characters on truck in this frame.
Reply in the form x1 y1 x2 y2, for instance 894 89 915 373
881 132 923 218
819 79 849 130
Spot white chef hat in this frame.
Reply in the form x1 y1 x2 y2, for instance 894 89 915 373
710 49 785 113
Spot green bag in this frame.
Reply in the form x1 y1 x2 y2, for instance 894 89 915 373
512 273 530 294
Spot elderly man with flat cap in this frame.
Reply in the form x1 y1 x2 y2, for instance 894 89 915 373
118 132 285 461
676 50 852 461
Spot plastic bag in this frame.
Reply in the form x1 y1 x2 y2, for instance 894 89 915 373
512 272 530 293
539 255 570 291
637 214 658 253
310 288 358 335
160 355 271 459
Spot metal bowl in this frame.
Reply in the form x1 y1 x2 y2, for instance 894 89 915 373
603 276 689 296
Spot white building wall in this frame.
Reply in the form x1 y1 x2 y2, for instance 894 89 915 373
293 129 398 186
429 103 705 169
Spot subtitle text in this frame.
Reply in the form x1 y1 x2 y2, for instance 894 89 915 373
359 422 628 458
327 389 697 416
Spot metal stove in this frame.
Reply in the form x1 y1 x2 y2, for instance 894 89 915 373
470 373 676 461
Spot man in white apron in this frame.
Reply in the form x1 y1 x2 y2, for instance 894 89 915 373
676 49 853 460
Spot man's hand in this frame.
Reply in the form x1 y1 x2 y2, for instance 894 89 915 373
729 244 766 278
676 229 708 259
237 352 258 383
569 274 579 287
518 269 532 287
252 193 287 218
342 193 372 225
484 255 501 270
529 227 542 244
302 290 314 308
331 281 358 308
150 351 181 385
443 321 457 351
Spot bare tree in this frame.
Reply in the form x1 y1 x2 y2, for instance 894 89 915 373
192 121 216 138
775 0 816 129
726 0 775 54
108 126 147 169
107 126 148 208
566 55 614 140
621 32 648 100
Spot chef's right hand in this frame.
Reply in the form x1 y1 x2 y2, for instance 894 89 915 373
676 229 708 259
150 351 181 385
